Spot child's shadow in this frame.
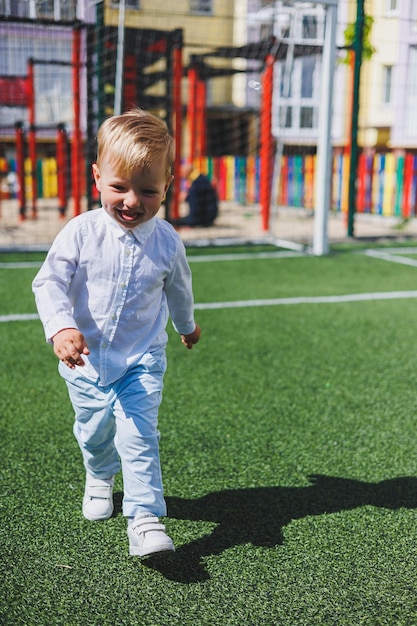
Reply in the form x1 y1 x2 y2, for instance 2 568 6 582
141 474 417 583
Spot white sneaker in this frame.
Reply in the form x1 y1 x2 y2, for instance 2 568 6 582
82 474 115 521
127 515 175 557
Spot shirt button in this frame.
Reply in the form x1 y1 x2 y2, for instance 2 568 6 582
120 281 126 288
102 342 108 349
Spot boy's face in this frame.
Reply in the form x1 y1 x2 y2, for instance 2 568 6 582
92 156 173 228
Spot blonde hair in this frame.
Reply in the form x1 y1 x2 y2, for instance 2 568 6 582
96 108 174 179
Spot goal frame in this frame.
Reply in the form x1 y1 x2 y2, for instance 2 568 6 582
269 0 339 255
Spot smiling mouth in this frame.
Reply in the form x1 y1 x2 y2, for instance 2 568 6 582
117 208 143 222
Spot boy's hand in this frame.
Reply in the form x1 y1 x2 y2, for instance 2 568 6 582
181 324 201 350
52 328 90 368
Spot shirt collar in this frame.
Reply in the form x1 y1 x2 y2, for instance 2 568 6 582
101 209 156 244
130 217 156 244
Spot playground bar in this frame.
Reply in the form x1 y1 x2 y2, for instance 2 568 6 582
171 40 183 220
260 52 274 231
14 122 26 221
71 26 82 217
187 62 198 165
196 76 206 163
27 58 37 219
56 124 68 217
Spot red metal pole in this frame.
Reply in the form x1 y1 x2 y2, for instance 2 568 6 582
260 54 274 231
403 153 414 219
72 26 82 217
27 58 37 218
0 157 6 218
196 77 206 165
172 45 182 220
15 121 26 221
56 124 68 218
343 49 355 225
187 65 197 165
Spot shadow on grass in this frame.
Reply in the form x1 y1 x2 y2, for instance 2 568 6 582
140 474 417 583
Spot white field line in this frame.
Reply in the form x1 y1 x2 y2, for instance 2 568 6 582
0 251 304 269
363 249 417 267
2 247 417 268
194 291 417 310
5 290 417 323
2 247 416 268
3 247 417 322
0 261 43 269
187 251 305 263
0 313 39 322
363 247 417 255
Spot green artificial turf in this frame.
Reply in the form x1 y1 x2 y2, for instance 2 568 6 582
2 246 417 625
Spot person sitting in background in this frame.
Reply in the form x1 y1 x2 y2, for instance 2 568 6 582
171 163 218 228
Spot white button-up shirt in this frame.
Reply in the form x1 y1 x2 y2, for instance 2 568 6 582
32 209 196 385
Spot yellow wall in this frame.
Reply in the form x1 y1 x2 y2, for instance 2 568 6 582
357 0 400 147
104 0 237 105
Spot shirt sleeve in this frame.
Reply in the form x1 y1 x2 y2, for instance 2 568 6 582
164 241 196 336
32 221 81 342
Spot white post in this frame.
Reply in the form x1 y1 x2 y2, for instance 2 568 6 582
114 0 126 116
313 0 338 256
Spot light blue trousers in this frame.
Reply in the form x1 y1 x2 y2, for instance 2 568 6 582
59 349 167 518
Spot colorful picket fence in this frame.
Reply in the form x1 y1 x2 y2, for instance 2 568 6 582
332 151 417 217
0 156 58 200
2 151 417 218
201 151 417 218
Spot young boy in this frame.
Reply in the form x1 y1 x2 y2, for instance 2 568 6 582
32 108 201 557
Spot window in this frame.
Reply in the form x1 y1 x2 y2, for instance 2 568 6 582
284 107 292 128
59 0 77 20
382 65 392 104
0 27 75 129
295 8 324 41
260 23 273 40
406 46 417 135
386 0 398 12
0 0 76 19
36 0 54 18
190 0 212 15
302 15 317 40
274 54 320 136
301 57 314 98
300 106 314 128
412 0 417 29
111 0 140 8
0 0 29 17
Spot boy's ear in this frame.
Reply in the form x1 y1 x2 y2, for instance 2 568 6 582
92 163 101 191
164 174 174 195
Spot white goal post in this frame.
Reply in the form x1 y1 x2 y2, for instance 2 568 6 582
313 0 338 255
268 0 339 256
